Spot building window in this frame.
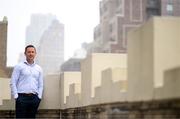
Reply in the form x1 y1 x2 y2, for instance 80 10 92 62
109 23 113 33
100 7 103 16
110 37 115 42
148 0 157 7
116 0 122 8
146 0 161 18
166 0 173 16
116 0 124 16
103 3 108 13
167 0 173 4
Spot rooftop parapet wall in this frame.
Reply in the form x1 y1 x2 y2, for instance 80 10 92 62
93 68 127 105
127 16 180 102
0 78 11 101
154 67 180 100
127 17 154 101
153 17 180 87
0 74 62 110
39 74 61 109
60 72 81 109
0 79 3 105
0 78 13 110
66 83 81 108
81 53 127 106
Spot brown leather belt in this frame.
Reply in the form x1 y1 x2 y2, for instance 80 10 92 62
18 93 35 96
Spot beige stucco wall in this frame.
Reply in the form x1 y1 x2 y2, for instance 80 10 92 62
0 78 14 110
2 78 11 100
127 16 180 101
81 54 92 106
127 17 154 101
39 74 60 109
66 83 81 108
0 79 3 105
93 67 127 104
0 78 11 102
153 17 180 87
81 53 127 106
0 74 61 110
153 17 180 100
0 78 11 101
60 72 81 109
155 67 180 100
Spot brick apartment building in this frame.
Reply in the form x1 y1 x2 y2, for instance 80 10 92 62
86 0 180 54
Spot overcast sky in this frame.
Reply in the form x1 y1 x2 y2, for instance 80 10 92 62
0 0 100 66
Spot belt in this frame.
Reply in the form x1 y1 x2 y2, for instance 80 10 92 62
18 93 35 96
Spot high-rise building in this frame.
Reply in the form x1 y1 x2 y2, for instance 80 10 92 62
0 17 8 77
37 19 64 75
86 0 180 54
0 17 13 78
25 14 56 47
18 14 57 63
0 17 7 69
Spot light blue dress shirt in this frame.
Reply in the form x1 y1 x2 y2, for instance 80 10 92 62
10 60 43 99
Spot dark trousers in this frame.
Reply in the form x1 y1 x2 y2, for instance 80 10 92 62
16 93 41 119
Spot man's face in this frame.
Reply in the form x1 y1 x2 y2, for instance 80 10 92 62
25 47 36 62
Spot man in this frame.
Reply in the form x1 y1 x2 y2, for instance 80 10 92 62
10 45 43 118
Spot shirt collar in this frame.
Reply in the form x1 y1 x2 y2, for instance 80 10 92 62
24 60 35 66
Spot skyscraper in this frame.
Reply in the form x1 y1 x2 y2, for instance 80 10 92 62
25 14 56 47
37 19 64 75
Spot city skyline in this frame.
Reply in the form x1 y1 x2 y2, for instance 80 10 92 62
0 0 100 66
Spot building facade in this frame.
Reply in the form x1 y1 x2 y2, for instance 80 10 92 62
0 17 8 77
25 14 56 48
37 19 64 75
86 0 180 54
0 17 13 78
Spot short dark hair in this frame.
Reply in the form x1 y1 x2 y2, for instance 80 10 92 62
25 45 36 53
